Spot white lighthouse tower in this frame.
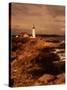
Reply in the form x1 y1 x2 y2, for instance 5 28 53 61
32 24 36 38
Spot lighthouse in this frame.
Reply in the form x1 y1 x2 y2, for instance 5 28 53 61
32 24 36 38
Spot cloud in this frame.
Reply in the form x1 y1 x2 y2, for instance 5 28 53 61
11 3 65 35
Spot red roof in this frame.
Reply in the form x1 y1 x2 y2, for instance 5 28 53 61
20 32 28 35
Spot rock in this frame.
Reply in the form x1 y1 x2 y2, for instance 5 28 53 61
53 73 65 84
34 74 55 85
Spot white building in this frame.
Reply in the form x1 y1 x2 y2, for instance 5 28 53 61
19 32 29 38
32 24 36 38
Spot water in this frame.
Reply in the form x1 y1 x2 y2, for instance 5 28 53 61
44 36 65 62
43 36 65 41
53 49 65 62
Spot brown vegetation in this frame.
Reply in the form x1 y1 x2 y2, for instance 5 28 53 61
10 37 65 87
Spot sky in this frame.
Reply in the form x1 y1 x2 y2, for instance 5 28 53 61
10 3 65 35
